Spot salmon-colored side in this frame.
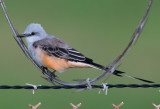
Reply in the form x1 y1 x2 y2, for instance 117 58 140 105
36 48 90 71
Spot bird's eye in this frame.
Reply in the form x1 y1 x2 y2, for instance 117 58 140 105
31 32 36 35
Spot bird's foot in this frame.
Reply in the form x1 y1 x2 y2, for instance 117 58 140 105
49 70 57 78
41 67 57 85
41 66 57 78
41 66 48 73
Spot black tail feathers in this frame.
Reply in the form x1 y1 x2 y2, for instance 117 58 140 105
88 62 154 83
88 62 125 76
131 77 154 83
113 70 154 83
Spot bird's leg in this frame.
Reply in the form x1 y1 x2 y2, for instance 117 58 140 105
45 70 57 84
46 69 57 79
41 66 48 73
41 66 57 85
41 66 57 78
41 66 51 78
50 70 57 78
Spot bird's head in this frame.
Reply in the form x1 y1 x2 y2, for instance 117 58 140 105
18 23 47 44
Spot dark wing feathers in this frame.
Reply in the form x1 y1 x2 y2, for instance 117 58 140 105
33 38 93 63
68 48 86 61
38 44 88 62
47 46 68 58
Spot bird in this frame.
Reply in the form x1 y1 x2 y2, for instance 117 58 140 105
17 23 153 83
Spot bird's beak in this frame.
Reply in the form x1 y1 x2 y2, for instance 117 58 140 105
17 33 31 38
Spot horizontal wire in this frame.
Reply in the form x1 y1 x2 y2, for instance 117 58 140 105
0 84 159 89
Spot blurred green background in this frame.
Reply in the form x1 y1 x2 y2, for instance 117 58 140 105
0 0 160 108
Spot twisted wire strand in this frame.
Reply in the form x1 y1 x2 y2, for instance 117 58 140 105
0 84 159 89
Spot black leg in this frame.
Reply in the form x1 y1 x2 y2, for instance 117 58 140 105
41 66 48 73
50 70 57 78
41 66 57 81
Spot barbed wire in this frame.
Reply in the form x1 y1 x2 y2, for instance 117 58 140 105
0 84 159 89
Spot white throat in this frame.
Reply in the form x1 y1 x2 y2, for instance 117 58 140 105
25 35 46 45
23 23 47 46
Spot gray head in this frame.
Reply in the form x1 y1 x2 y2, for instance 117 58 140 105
18 23 47 44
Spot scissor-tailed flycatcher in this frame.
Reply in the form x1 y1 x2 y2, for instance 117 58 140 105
18 23 153 83
18 23 124 75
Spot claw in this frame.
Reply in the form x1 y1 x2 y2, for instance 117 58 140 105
41 66 48 74
46 70 57 79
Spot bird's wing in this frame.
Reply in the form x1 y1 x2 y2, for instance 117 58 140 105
33 37 91 62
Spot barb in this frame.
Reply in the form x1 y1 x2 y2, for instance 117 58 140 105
152 103 160 109
26 83 41 94
99 83 109 95
70 103 82 109
29 102 41 109
0 84 159 89
86 78 92 90
112 102 124 109
0 0 153 86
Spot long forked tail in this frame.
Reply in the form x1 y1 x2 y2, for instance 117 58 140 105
88 62 154 83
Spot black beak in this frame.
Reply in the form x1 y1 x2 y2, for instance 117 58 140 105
17 33 31 38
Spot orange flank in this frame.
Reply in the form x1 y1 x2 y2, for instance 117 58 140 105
36 48 90 72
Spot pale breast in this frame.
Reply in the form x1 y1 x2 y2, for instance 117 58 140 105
27 45 44 66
